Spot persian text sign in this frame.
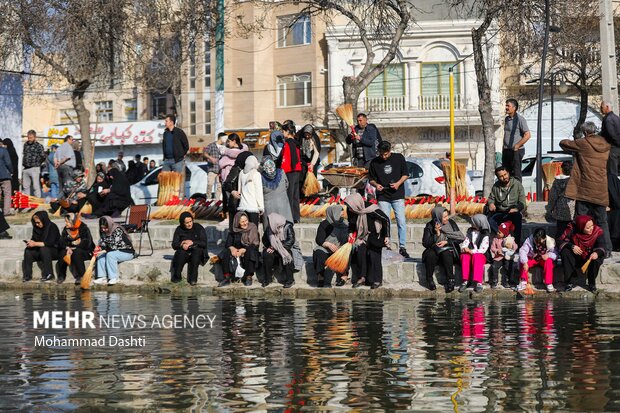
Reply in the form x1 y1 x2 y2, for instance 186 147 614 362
44 121 165 147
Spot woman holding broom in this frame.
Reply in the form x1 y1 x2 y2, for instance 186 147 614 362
299 124 321 195
93 216 135 286
344 193 390 289
56 213 94 285
559 215 606 292
313 204 348 287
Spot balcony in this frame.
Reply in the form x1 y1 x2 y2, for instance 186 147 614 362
360 94 463 112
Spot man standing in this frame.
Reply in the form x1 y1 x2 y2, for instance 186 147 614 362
599 101 620 175
487 166 526 245
54 135 77 196
0 143 14 216
502 99 530 181
369 141 410 258
162 114 189 173
203 132 226 199
134 154 147 180
346 113 382 168
560 121 613 256
46 144 59 199
116 151 126 173
22 130 46 197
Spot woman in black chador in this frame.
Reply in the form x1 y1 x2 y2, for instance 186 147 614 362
171 211 208 285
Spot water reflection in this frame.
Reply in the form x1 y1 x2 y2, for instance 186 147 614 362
0 292 619 411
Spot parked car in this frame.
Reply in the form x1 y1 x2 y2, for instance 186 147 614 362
130 162 210 205
467 170 484 196
405 158 476 197
520 153 573 195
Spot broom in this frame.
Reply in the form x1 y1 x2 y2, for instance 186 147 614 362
325 232 356 274
80 247 101 290
303 171 321 196
581 258 591 274
335 103 356 135
80 202 92 215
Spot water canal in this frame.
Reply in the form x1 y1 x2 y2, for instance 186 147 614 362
0 291 619 411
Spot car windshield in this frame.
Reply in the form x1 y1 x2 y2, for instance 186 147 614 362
407 161 423 179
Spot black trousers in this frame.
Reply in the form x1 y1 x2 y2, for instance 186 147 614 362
286 172 301 222
351 244 383 285
56 248 90 281
489 259 516 285
171 248 204 283
0 210 9 233
263 249 294 285
313 249 331 277
227 197 239 230
23 247 60 280
560 248 603 286
220 247 258 278
608 146 620 175
502 148 524 181
489 211 523 246
422 248 454 284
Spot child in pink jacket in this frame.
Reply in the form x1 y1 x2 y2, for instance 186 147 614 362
489 221 518 288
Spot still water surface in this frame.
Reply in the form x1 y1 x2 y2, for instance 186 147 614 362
0 291 619 411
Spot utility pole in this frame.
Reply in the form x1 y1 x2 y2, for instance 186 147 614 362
214 0 225 136
600 0 618 108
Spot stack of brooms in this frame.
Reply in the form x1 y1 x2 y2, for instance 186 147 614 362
542 161 563 190
11 192 49 211
157 171 184 206
404 196 487 219
151 198 224 221
440 161 469 198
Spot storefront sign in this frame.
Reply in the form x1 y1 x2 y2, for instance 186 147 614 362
43 121 165 147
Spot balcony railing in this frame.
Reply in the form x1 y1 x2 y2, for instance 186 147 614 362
418 94 462 110
362 95 407 112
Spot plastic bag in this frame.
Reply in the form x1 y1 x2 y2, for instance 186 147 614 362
234 257 245 279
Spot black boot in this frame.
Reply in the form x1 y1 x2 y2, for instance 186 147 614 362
427 276 437 291
445 279 455 293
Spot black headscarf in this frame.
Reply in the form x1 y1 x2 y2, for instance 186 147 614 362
107 168 132 199
31 211 53 242
234 151 253 170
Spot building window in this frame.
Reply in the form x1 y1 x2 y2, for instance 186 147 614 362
277 14 311 48
95 101 113 122
190 100 196 135
189 42 196 90
366 64 406 97
204 39 211 89
59 108 77 124
420 62 460 96
204 100 211 135
124 99 137 121
277 73 312 107
151 93 167 119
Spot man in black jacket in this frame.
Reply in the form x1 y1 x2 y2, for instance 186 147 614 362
162 114 189 173
346 113 382 168
600 101 620 175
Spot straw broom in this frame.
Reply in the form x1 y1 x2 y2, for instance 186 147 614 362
326 232 356 274
581 258 591 274
80 248 101 290
335 103 356 135
303 171 321 196
542 162 560 189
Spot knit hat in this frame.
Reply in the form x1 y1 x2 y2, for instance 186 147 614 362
498 221 515 237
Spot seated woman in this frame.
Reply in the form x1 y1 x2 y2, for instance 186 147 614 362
313 204 348 287
219 212 260 287
94 216 135 286
23 211 60 282
92 168 133 218
422 206 465 292
518 227 557 292
559 215 605 292
344 193 390 290
459 214 491 293
171 212 208 285
81 172 110 213
56 213 94 284
51 170 88 214
262 213 296 288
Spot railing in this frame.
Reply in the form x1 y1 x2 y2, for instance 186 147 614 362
362 95 407 112
418 94 462 110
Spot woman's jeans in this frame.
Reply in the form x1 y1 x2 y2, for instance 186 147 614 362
96 250 134 281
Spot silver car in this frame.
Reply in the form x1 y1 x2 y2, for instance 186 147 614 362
405 157 476 197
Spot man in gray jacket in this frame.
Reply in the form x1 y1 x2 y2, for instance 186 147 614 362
54 135 77 197
487 166 526 245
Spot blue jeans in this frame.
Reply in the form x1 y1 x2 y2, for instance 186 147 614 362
162 159 185 173
96 250 134 282
49 182 59 199
378 199 406 249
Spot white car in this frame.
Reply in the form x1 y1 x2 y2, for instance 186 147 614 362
405 158 476 197
520 153 573 195
131 162 211 205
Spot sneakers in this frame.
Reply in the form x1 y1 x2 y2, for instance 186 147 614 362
41 274 54 282
517 281 527 291
0 231 12 239
107 279 118 286
445 281 455 293
93 278 108 285
474 283 484 293
399 248 410 259
458 282 468 293
370 282 382 290
587 284 597 293
546 284 555 293
218 279 231 287
564 283 574 292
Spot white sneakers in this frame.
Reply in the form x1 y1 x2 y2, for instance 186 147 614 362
107 279 118 286
546 284 556 293
517 281 527 291
93 278 107 285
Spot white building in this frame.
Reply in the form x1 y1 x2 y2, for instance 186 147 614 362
325 5 502 169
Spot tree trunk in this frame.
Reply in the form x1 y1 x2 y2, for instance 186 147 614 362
471 22 497 197
572 85 588 138
71 80 95 185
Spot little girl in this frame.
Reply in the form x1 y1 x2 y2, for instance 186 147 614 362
459 214 491 293
518 227 557 292
489 221 518 288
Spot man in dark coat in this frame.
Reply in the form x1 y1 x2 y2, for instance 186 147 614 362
600 101 620 175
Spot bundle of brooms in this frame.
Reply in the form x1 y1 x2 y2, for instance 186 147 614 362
325 232 357 274
303 171 321 196
441 161 468 198
157 172 183 206
542 162 563 189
